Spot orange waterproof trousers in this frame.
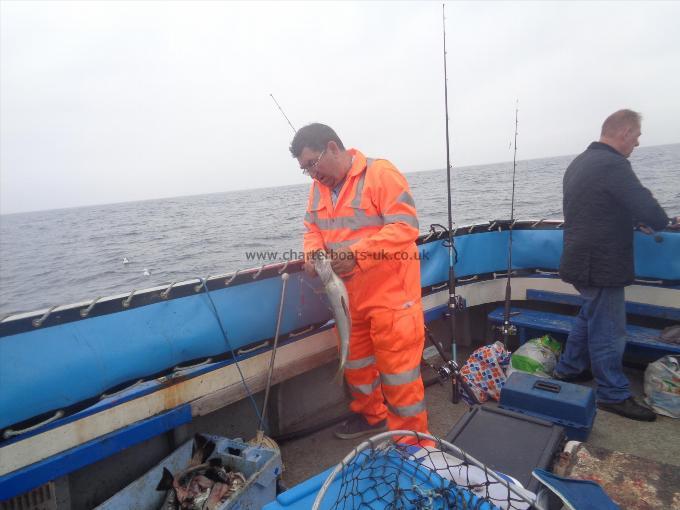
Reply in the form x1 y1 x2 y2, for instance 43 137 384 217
343 302 429 440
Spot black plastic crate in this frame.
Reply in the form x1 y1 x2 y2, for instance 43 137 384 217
445 405 565 494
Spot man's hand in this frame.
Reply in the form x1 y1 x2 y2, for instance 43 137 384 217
330 247 356 276
637 223 655 235
668 217 680 231
303 260 317 277
304 250 323 277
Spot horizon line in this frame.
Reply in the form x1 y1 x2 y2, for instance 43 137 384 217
2 141 678 216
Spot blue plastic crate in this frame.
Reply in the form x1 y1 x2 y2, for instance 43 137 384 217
96 435 281 510
499 372 596 441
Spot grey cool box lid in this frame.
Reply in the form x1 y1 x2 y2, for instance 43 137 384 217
445 405 565 494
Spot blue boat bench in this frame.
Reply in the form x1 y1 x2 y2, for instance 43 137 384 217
488 289 680 362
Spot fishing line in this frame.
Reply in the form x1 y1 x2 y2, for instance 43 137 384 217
270 93 296 133
502 101 519 347
200 280 263 425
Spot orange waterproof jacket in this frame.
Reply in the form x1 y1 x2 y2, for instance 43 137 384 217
303 149 421 311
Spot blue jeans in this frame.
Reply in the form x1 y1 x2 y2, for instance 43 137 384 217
555 286 630 403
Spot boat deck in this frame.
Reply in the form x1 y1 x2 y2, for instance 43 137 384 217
279 357 680 497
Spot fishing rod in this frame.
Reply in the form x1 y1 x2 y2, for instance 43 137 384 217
441 4 465 404
270 93 296 133
502 102 519 347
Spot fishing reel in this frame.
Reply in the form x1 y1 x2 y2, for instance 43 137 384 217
433 358 462 383
449 295 466 312
420 352 465 404
493 322 518 336
421 327 456 383
423 354 479 406
442 295 466 317
422 325 479 405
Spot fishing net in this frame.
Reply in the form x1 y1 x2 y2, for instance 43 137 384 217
312 431 542 510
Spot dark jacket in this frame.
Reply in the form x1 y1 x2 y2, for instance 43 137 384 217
559 142 669 287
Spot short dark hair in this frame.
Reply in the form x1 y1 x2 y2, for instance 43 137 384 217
601 109 642 137
289 123 345 158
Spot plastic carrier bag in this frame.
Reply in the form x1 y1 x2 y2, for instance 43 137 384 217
507 335 562 378
459 341 511 404
644 355 680 418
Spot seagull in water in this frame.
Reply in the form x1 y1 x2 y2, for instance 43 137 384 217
143 268 150 276
122 257 130 264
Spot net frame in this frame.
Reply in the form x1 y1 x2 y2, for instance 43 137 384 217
312 430 545 510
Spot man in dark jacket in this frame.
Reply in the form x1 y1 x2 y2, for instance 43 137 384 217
555 109 678 421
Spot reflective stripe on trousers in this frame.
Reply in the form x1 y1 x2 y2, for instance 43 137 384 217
343 303 429 437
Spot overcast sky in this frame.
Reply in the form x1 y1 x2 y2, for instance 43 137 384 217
1 1 679 214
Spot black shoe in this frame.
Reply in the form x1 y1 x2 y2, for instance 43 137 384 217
598 397 656 422
553 369 594 383
334 415 387 439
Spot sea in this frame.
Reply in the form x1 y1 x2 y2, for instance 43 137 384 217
1 144 679 316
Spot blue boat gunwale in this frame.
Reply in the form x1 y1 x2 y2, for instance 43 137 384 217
3 218 677 336
0 319 336 447
0 262 308 336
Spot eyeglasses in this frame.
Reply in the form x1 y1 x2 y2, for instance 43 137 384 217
301 149 325 176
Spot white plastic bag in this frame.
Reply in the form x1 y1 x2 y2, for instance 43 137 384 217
507 335 562 378
644 355 680 418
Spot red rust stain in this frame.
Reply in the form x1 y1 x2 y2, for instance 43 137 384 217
162 384 181 410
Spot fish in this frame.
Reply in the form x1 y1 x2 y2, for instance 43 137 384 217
155 435 246 510
660 324 680 344
313 253 351 380
156 461 245 510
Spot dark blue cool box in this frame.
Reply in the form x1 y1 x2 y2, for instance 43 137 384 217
499 372 596 441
